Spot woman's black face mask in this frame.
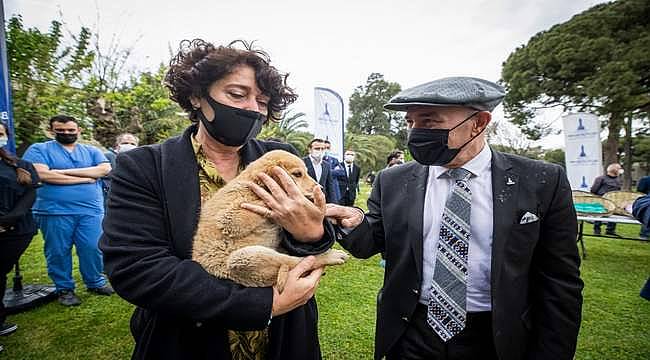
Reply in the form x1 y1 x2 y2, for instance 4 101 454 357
197 95 265 147
407 111 481 166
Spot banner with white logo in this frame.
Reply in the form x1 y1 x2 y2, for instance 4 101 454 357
313 87 344 161
0 1 16 154
562 113 602 191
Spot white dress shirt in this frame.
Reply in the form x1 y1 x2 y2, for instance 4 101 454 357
309 156 323 182
418 144 494 312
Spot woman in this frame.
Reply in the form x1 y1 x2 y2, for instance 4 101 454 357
0 122 40 337
100 40 336 360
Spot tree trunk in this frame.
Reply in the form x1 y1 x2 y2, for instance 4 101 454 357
603 112 623 171
622 115 632 190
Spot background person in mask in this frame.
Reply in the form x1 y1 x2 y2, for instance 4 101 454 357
590 163 623 236
101 133 139 209
22 115 113 307
326 77 583 360
304 138 338 203
322 139 342 202
104 133 140 169
336 149 360 206
100 39 336 360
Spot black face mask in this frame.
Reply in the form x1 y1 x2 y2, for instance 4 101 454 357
55 133 78 145
197 95 265 147
407 111 482 166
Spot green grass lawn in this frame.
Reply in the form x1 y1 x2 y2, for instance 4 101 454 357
2 183 649 359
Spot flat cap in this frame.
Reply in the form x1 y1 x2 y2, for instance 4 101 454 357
384 76 505 112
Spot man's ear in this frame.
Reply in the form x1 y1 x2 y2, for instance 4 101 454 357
474 111 491 135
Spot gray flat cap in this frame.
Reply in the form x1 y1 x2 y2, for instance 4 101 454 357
384 76 505 112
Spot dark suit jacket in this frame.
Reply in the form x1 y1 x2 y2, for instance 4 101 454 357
637 176 650 194
633 194 650 226
100 125 335 360
303 156 337 203
335 162 360 206
338 149 583 360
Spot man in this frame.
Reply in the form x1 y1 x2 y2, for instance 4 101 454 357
104 133 139 169
636 175 650 240
303 138 337 203
327 77 583 360
337 150 361 206
102 133 139 208
322 139 342 202
590 163 623 236
322 139 341 168
386 150 405 168
23 115 113 306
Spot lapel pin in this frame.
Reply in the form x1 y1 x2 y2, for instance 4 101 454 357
506 177 516 185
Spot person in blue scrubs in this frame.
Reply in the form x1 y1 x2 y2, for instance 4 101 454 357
23 115 113 306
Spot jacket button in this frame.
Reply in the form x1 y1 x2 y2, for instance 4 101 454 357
196 322 202 327
401 316 409 322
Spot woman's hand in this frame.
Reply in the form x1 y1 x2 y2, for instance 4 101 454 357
271 256 323 316
241 166 326 242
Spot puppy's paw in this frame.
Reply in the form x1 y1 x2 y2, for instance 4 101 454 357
322 249 349 265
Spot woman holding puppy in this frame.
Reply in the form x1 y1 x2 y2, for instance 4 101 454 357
100 40 335 360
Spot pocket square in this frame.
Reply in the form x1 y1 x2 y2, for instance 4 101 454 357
519 212 539 224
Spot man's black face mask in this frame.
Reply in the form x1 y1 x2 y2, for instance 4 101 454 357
55 133 78 145
407 111 482 166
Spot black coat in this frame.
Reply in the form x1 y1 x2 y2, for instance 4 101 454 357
338 150 583 360
0 159 39 236
303 157 337 203
100 125 335 360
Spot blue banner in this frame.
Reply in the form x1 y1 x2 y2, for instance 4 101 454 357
1 0 16 154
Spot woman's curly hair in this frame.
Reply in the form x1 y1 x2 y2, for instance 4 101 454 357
164 39 297 122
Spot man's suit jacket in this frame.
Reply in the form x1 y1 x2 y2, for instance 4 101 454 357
338 149 583 360
304 156 337 203
336 162 361 206
100 125 335 360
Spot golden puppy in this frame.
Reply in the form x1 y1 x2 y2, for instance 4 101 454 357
192 150 349 291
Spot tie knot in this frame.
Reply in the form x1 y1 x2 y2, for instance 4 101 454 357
446 168 471 181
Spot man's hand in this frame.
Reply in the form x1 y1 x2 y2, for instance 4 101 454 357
271 256 324 316
241 166 326 242
325 204 365 229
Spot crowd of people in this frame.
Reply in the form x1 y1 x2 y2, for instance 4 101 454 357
0 38 647 359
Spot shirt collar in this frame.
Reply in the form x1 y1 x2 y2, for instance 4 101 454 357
432 143 492 179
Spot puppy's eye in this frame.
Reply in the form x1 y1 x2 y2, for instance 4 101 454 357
292 171 302 178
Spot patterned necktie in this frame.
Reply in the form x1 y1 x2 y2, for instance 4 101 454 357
427 167 472 342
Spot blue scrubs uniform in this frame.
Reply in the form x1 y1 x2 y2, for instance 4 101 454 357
23 140 108 291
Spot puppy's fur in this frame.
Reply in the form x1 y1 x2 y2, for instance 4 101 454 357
192 150 348 291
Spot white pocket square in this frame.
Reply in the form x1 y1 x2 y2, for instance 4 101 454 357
519 212 539 224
